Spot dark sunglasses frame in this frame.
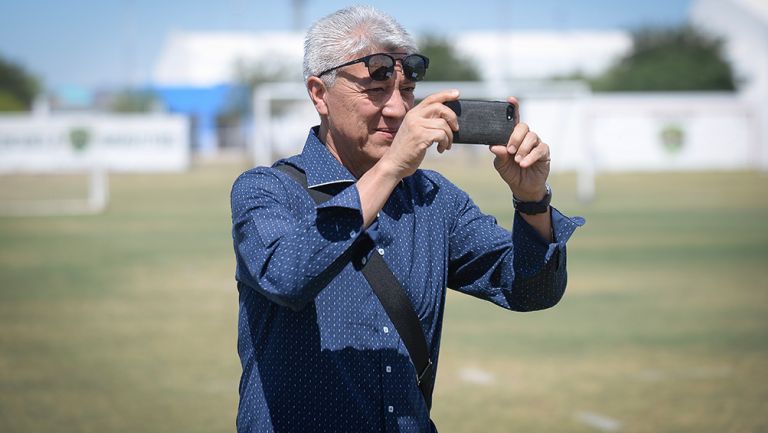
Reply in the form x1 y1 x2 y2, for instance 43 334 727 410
317 52 430 82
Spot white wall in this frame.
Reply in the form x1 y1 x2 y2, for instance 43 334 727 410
254 84 761 173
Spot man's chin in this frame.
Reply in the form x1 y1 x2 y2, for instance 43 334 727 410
361 139 391 162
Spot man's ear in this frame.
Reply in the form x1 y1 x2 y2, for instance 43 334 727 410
307 76 329 115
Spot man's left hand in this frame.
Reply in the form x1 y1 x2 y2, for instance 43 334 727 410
489 96 551 201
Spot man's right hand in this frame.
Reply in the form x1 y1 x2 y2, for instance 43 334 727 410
380 89 460 180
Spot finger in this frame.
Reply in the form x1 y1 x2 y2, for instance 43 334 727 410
419 89 460 107
515 131 540 163
439 136 452 153
418 99 460 136
433 130 451 153
423 119 453 152
418 102 459 132
434 104 459 132
520 141 550 168
423 117 454 139
489 144 510 160
508 122 529 154
427 124 452 153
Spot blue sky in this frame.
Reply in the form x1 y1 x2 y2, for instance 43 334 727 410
0 0 691 90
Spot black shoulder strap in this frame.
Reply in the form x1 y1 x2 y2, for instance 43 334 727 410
275 163 435 410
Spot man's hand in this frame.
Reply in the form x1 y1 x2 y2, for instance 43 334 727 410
489 97 551 201
380 89 460 180
357 89 459 228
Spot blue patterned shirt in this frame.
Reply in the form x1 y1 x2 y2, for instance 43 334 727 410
231 127 584 432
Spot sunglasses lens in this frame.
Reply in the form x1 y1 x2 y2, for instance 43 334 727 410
402 55 428 81
367 54 395 81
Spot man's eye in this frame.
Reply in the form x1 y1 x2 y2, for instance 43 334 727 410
366 88 386 94
401 87 415 94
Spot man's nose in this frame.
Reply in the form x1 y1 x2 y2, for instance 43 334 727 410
382 78 408 119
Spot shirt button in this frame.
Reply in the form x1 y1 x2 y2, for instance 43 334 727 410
377 248 385 255
388 405 394 413
385 366 392 373
383 326 389 334
361 256 367 265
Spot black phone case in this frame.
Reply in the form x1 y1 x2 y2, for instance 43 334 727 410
443 100 517 144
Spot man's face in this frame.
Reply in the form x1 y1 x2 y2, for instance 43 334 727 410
323 52 417 165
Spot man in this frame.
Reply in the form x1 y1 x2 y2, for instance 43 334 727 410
231 5 583 433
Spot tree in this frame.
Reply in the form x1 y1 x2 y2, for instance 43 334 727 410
0 54 40 111
419 35 480 82
110 89 160 113
590 26 736 91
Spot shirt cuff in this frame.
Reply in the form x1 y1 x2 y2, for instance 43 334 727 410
314 183 365 241
513 206 585 279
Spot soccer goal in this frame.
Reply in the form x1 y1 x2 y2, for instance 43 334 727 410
0 166 109 217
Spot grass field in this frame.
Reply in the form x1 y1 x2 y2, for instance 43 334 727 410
1 156 767 433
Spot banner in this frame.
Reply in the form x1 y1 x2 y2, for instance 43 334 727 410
0 114 190 173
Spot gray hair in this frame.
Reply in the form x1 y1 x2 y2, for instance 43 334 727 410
303 5 418 86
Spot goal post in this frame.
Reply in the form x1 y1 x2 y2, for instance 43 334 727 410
0 166 109 217
0 111 189 217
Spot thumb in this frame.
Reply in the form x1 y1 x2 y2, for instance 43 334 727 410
489 144 511 160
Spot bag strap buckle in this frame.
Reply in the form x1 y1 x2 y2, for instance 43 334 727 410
416 358 433 385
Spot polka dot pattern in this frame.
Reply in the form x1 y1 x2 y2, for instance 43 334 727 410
230 127 584 432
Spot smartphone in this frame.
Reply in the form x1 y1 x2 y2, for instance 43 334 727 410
443 100 517 145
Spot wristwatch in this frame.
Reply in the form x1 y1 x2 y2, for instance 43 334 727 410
513 183 552 215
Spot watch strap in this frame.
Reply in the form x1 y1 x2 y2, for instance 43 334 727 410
513 183 552 215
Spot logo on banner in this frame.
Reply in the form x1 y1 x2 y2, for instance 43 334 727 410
660 123 685 154
69 127 92 153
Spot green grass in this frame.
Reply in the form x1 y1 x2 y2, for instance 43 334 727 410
1 156 767 433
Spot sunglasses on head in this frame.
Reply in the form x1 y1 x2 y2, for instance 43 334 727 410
317 52 430 82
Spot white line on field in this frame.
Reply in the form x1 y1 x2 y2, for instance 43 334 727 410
458 367 495 385
633 366 732 382
575 411 622 432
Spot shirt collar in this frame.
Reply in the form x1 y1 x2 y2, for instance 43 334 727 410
290 126 357 188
